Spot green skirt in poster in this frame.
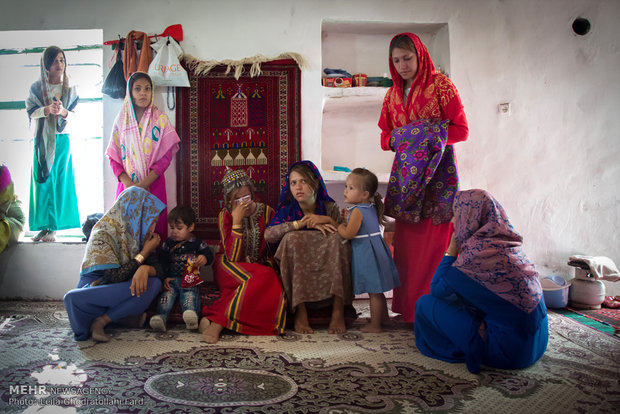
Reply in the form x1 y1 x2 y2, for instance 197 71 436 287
29 133 80 231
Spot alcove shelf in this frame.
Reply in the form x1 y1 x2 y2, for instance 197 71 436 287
322 86 389 99
320 19 449 183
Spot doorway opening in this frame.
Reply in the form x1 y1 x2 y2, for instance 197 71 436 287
0 29 103 241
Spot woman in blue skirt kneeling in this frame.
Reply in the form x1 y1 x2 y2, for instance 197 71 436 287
415 189 548 373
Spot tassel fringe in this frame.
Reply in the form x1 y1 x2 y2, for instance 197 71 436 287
181 52 308 79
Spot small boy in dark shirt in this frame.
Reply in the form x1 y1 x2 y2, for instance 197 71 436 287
149 204 213 331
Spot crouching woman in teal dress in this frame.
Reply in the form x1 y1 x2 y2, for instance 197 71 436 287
414 189 548 373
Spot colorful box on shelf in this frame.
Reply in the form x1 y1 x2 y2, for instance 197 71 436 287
353 73 367 87
322 77 352 87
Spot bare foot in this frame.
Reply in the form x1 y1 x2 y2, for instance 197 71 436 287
294 304 314 334
90 315 111 342
328 309 346 334
41 230 56 242
198 317 211 333
32 230 48 242
360 322 382 333
202 322 224 344
294 319 314 334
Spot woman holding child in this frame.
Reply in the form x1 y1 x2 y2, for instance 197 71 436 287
63 187 165 342
378 33 469 322
200 169 287 343
264 160 352 334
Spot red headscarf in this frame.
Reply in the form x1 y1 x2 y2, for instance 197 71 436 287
378 32 468 151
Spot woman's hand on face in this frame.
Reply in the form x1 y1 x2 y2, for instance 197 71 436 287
130 265 150 297
142 232 161 255
230 200 248 225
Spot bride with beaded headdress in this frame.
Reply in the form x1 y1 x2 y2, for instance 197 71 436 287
199 168 287 343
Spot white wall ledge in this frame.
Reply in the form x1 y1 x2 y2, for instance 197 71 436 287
0 242 85 300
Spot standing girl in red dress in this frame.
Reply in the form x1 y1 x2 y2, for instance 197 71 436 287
378 33 469 322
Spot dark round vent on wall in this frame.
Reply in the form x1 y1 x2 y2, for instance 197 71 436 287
572 17 591 36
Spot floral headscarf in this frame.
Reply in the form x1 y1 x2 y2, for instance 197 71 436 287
452 190 543 314
26 46 79 183
386 32 441 122
105 72 180 183
378 32 466 151
80 187 165 275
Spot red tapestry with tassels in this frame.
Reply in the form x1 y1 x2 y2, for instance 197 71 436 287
175 59 301 240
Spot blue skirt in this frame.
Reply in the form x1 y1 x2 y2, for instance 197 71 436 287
63 272 162 341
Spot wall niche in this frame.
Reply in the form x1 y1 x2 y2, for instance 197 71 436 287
321 19 450 182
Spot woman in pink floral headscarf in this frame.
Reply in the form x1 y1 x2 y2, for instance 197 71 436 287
414 190 548 373
105 72 180 239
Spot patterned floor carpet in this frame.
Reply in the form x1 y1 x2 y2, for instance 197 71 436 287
0 301 618 413
565 306 620 330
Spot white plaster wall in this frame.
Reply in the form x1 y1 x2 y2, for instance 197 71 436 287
0 242 85 300
1 0 619 298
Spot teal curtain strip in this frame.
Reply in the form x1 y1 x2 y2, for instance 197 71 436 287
0 44 102 56
0 97 102 110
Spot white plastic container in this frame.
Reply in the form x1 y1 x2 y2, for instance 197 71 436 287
541 275 570 309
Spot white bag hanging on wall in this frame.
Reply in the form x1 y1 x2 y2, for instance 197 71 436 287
148 36 190 87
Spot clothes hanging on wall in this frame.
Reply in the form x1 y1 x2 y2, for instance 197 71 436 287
102 39 126 99
123 31 152 81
